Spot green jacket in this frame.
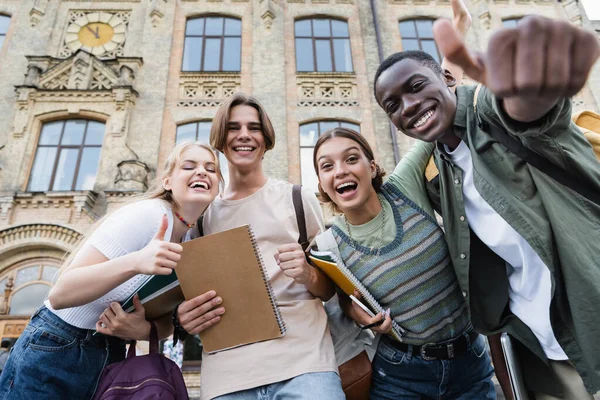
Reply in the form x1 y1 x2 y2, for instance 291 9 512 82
432 85 600 396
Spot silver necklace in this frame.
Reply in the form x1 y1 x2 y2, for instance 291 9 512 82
344 195 387 257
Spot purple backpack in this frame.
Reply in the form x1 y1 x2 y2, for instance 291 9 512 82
92 323 189 400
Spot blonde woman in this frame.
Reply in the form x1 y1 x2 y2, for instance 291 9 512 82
0 141 222 400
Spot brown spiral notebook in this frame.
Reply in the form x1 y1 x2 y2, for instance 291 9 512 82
176 224 286 353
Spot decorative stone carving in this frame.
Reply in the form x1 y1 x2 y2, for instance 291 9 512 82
479 11 491 30
562 0 583 26
149 0 167 27
13 192 98 220
260 0 278 30
0 223 83 249
13 52 142 137
178 72 240 106
0 195 15 221
114 160 151 191
29 0 48 27
296 73 359 107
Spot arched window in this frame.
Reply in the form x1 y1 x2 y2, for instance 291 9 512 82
502 18 522 28
176 121 229 185
182 16 242 72
398 19 441 63
0 261 59 316
28 119 105 192
295 18 353 73
300 121 360 192
0 15 9 50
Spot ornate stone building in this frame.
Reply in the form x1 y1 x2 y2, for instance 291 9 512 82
0 0 597 396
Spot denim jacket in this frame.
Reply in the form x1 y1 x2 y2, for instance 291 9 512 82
432 85 600 396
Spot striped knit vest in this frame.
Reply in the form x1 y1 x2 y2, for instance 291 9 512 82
332 182 471 345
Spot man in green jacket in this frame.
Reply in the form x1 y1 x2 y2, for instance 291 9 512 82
374 16 600 399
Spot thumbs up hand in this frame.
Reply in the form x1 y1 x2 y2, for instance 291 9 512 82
434 16 600 122
134 214 183 275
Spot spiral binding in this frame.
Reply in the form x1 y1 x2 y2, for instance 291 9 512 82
247 225 287 336
328 251 406 342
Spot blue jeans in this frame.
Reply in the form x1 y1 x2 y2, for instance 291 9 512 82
371 333 496 400
0 306 124 400
213 371 345 400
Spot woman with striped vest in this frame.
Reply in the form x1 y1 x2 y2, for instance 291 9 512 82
312 127 496 399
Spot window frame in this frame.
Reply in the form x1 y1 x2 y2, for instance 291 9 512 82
398 18 441 62
0 14 10 50
502 18 522 28
294 18 353 73
0 259 60 317
182 16 242 73
28 119 105 192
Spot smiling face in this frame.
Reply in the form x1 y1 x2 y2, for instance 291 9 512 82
375 58 457 143
222 105 266 171
164 146 220 209
315 136 378 215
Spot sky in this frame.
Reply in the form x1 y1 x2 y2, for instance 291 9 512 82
581 0 600 21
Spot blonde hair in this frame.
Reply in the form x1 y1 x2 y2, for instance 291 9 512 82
210 92 276 153
60 141 222 273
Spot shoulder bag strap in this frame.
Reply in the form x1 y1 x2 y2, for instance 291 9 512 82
292 184 308 251
473 85 600 206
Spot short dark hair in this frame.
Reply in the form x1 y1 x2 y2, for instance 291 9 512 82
374 51 444 100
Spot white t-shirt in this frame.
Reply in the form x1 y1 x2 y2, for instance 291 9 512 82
446 141 568 360
46 199 174 330
199 179 337 400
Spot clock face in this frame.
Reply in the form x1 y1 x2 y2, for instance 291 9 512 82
65 12 126 56
78 23 114 47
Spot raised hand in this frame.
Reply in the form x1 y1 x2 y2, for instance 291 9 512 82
134 214 183 275
433 16 600 121
275 243 315 286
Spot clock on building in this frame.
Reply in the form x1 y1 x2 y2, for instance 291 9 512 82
64 12 126 57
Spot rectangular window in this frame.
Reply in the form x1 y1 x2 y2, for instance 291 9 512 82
182 17 241 72
295 19 353 73
28 120 105 192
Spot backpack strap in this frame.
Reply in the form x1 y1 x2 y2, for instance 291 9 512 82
126 322 159 358
292 185 309 251
473 85 600 206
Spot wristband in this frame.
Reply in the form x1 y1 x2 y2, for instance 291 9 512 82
171 303 188 346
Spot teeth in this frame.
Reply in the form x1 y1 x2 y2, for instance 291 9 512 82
235 147 253 151
336 182 355 190
190 182 208 189
413 110 434 128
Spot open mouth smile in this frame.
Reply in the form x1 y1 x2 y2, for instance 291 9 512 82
188 180 210 191
407 107 436 131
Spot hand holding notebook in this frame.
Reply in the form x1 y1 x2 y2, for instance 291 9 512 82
176 225 286 353
308 248 405 341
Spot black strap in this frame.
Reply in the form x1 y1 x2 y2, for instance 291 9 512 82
195 215 204 237
479 119 600 206
292 185 308 250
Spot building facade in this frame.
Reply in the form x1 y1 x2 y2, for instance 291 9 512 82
0 0 598 396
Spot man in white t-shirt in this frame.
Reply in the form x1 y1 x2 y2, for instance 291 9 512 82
175 94 343 400
374 16 600 400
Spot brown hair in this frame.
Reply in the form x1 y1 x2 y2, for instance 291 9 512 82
60 141 222 273
313 127 386 214
210 93 276 153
